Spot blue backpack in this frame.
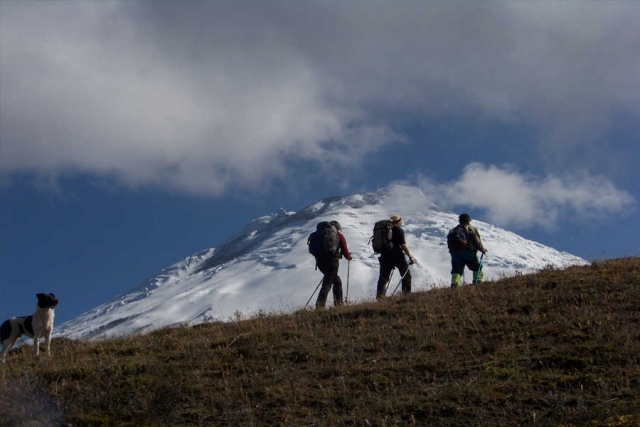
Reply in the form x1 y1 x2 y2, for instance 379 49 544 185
447 225 468 251
308 222 339 257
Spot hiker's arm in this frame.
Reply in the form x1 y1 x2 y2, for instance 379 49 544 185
474 230 487 254
400 243 416 264
468 226 487 254
338 233 352 260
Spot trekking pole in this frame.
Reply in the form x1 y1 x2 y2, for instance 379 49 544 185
304 278 323 309
474 254 484 286
391 263 415 296
345 260 351 305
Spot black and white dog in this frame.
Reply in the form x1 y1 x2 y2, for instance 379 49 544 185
1 293 59 362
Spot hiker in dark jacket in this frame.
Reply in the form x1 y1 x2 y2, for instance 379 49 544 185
376 215 416 298
449 213 487 287
315 221 352 308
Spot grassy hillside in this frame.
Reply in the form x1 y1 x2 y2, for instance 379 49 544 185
1 257 639 426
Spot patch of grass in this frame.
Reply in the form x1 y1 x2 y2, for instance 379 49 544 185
1 257 639 426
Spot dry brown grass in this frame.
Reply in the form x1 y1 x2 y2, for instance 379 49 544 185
1 257 639 426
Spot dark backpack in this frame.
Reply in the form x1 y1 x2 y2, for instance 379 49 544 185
447 225 467 251
308 221 339 257
371 220 394 254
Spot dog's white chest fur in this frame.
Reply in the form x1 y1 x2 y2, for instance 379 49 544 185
31 306 55 338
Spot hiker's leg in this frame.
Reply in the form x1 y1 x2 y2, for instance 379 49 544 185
376 256 393 298
465 251 481 271
463 250 481 284
472 269 483 284
451 273 462 287
315 285 330 307
316 257 337 308
397 258 411 294
316 280 330 308
450 253 465 287
332 275 344 306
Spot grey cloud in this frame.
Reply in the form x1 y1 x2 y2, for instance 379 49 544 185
1 1 639 194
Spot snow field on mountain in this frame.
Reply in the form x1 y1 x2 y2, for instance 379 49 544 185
56 185 587 340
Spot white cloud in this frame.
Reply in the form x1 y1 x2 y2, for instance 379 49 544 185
418 163 636 229
1 1 639 195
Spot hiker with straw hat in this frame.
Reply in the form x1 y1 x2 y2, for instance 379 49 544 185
375 215 416 299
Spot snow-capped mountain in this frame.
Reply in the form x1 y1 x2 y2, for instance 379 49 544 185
55 185 588 340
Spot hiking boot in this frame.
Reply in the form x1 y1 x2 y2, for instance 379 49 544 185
473 270 483 284
451 273 462 288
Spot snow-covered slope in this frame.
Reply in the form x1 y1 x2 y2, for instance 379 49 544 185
55 185 587 340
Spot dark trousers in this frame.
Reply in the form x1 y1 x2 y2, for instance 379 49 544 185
450 249 481 275
376 254 411 298
315 256 343 308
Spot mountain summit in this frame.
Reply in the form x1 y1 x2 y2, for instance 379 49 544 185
56 185 587 340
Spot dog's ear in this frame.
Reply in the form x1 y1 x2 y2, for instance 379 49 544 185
36 293 45 299
48 293 56 299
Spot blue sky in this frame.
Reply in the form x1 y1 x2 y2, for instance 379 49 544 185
1 1 638 326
